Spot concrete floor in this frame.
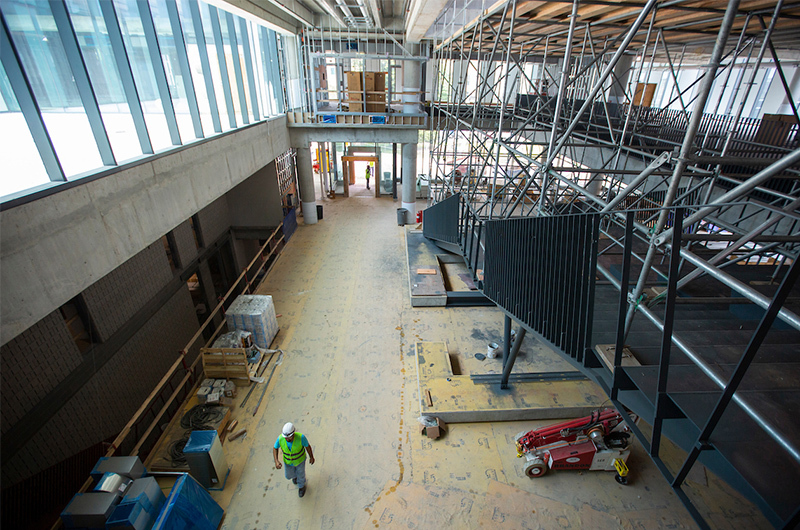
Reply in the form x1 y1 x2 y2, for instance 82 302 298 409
217 184 770 530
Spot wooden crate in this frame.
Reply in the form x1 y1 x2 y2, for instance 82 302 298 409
366 72 386 113
346 71 363 112
202 348 253 386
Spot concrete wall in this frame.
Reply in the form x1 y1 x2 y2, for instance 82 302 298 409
172 220 199 267
1 116 289 346
227 161 285 228
82 242 173 341
1 312 82 434
1 286 200 486
197 196 233 247
0 115 292 488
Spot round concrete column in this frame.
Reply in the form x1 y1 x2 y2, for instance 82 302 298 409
402 142 417 219
403 42 421 115
296 144 318 224
609 54 633 105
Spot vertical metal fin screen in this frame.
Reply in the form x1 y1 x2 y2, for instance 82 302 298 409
422 193 460 244
483 213 600 360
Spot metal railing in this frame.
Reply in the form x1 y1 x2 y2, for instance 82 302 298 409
483 213 599 360
422 192 461 245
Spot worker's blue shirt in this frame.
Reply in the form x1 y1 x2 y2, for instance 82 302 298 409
274 434 309 450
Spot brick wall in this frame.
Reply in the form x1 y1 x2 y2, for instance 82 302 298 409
82 243 173 341
197 197 231 246
1 288 199 487
0 312 83 435
172 220 198 267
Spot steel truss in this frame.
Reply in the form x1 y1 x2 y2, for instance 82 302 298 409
425 1 800 528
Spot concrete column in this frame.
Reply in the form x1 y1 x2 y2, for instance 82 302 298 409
403 42 421 115
402 142 417 220
609 54 633 105
296 143 318 224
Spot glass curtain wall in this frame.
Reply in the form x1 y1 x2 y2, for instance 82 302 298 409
0 0 291 200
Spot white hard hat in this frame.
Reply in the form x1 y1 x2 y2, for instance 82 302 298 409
282 422 295 436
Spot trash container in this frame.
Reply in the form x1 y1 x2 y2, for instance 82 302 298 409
316 204 323 220
397 208 408 226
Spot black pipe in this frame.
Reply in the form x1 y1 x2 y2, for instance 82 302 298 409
500 327 527 389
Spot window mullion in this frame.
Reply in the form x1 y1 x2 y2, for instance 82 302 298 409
136 0 181 146
225 12 249 125
208 5 236 128
165 0 203 139
239 17 260 122
99 0 153 154
52 0 116 166
0 12 65 181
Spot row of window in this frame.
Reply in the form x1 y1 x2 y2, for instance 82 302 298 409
1 0 294 200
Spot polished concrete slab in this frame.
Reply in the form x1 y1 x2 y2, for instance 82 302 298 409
214 189 771 530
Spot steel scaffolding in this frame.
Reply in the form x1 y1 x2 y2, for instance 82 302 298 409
425 1 800 528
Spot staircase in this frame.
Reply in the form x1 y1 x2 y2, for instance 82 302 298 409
421 196 800 529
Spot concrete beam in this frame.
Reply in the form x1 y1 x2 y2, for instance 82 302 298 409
289 127 419 147
406 0 449 43
217 0 308 33
1 117 290 345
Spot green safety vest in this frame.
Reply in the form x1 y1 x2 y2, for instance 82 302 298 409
279 432 306 465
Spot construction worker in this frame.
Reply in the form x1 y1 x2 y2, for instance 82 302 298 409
365 163 372 190
273 422 315 497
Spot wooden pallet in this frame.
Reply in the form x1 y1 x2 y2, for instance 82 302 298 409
201 348 263 386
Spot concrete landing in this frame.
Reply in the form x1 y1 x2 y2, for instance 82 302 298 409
406 228 447 306
415 342 609 423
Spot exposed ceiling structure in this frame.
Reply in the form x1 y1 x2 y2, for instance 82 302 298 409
238 0 406 28
432 0 800 57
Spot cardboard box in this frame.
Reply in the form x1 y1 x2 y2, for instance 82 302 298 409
419 417 446 439
196 387 211 403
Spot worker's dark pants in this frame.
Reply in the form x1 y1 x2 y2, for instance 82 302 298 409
284 460 306 488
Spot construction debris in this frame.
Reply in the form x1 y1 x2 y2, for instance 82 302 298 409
228 428 247 441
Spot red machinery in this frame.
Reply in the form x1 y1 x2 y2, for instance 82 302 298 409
515 408 633 483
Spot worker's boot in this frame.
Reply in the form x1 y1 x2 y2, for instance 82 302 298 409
292 477 297 484
299 486 306 498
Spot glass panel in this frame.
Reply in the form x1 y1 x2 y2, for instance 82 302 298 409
199 2 233 130
233 16 253 120
177 0 214 135
250 22 270 117
112 0 171 150
219 11 244 125
65 0 142 162
1 0 103 177
267 29 283 114
0 62 49 197
281 34 302 110
750 68 775 119
148 0 195 143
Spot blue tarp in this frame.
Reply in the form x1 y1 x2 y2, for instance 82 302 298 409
283 209 297 241
151 474 223 530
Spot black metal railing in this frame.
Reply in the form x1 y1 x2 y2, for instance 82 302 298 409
482 213 600 360
458 197 485 283
422 192 460 244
